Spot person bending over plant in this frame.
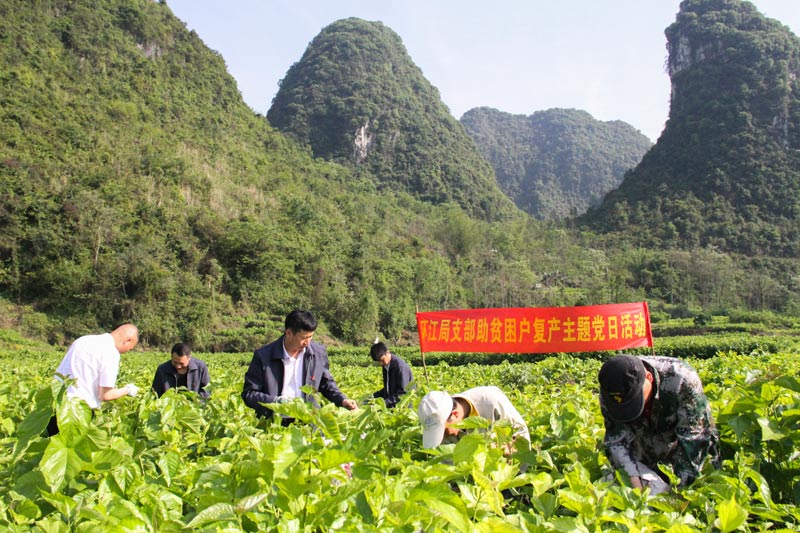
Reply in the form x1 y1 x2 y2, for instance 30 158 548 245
598 355 720 494
417 386 530 455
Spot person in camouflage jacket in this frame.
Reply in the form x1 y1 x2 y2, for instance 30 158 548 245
598 355 720 493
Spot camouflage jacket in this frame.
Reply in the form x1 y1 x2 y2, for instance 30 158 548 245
600 356 720 486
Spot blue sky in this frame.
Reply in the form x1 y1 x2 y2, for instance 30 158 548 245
166 1 799 142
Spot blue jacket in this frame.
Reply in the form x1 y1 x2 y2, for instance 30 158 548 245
241 336 347 418
151 357 210 399
373 354 413 408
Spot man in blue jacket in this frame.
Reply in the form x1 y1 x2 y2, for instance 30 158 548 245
151 343 210 399
370 341 413 408
242 309 357 424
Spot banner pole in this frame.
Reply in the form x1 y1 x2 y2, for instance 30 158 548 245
416 304 430 385
643 301 656 356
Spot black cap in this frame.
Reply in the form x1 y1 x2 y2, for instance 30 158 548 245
598 355 647 423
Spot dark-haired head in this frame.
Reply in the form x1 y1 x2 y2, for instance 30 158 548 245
171 342 192 357
370 341 388 362
285 309 317 333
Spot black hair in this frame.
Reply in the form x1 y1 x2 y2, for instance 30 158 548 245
285 309 317 333
171 342 191 357
370 341 388 362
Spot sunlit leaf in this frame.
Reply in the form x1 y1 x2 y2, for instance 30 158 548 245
185 502 238 528
715 497 748 533
39 436 84 491
235 493 269 514
756 417 786 441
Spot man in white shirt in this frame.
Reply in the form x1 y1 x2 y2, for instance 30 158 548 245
418 386 530 454
49 323 140 435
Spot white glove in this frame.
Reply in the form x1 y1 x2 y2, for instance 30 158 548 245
125 383 139 397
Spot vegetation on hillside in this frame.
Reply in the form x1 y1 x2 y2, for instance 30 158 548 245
461 107 651 221
267 18 516 221
0 0 798 352
582 0 800 257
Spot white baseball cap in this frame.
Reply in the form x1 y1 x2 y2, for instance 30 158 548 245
418 391 453 448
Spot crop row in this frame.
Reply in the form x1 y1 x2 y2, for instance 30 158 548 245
0 347 798 531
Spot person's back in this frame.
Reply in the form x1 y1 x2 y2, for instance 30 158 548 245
418 386 530 452
56 333 119 409
455 386 530 443
599 355 719 491
49 324 139 436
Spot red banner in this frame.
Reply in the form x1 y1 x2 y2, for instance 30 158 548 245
416 302 652 354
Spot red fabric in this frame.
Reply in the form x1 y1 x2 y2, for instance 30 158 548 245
416 302 652 354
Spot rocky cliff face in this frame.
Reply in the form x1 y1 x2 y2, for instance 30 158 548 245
582 0 800 257
267 18 516 220
665 0 800 150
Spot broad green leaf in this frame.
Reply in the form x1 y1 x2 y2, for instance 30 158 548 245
89 447 125 472
419 495 471 532
33 516 70 533
156 450 183 487
453 433 484 465
741 467 772 506
39 436 84 491
109 497 152 527
716 497 748 533
315 403 342 442
110 462 140 494
549 515 590 533
235 493 268 514
528 472 555 497
314 448 356 471
185 502 238 529
474 517 526 532
196 462 233 486
531 493 558 519
14 386 53 457
12 469 47 503
265 433 302 479
38 490 78 518
409 483 471 531
558 489 594 517
472 469 505 516
756 417 786 441
7 494 41 523
774 375 800 393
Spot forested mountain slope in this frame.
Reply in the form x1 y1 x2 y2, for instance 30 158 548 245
461 107 651 220
582 0 800 257
0 0 797 350
267 18 516 221
0 0 524 347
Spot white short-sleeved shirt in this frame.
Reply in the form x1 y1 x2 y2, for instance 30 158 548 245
55 333 120 409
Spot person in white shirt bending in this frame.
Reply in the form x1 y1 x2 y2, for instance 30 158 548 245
49 323 140 435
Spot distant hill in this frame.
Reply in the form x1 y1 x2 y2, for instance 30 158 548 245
267 18 516 221
0 0 796 349
0 0 513 346
461 107 651 220
582 0 800 257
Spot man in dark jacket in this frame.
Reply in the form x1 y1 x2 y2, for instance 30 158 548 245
151 343 210 399
242 309 357 423
370 341 413 408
